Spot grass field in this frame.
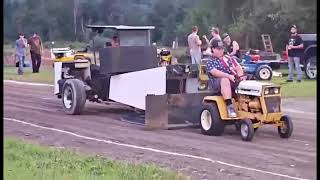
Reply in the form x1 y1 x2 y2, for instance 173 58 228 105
4 66 54 84
267 77 316 97
4 138 188 180
3 66 316 97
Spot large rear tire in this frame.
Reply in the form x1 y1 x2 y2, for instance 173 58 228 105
200 103 225 136
62 79 87 115
305 57 317 79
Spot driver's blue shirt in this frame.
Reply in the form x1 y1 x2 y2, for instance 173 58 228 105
206 55 235 81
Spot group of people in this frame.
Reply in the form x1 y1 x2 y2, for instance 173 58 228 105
187 26 240 65
14 32 43 75
188 24 304 118
187 26 242 117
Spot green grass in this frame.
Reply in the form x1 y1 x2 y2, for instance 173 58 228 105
269 76 316 97
4 66 54 84
270 67 316 97
3 66 316 97
4 138 188 180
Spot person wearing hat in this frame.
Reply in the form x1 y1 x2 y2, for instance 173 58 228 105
286 24 304 82
206 39 245 118
202 27 222 56
222 33 240 59
14 33 28 75
203 27 221 46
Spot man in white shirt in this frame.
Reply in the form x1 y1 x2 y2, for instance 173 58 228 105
187 26 202 64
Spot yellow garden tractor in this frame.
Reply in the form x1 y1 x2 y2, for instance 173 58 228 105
200 80 293 141
51 47 94 63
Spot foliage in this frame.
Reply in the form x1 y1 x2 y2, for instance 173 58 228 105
4 0 316 52
4 66 316 97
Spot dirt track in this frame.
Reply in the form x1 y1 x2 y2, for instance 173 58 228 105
4 81 316 180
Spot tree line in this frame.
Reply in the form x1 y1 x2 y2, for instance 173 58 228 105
4 0 316 52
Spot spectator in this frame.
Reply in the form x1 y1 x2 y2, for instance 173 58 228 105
28 32 43 73
14 33 28 75
222 33 240 59
187 26 202 64
202 27 221 56
203 27 221 45
286 24 304 82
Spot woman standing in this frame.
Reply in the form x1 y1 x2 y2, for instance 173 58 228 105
14 33 28 75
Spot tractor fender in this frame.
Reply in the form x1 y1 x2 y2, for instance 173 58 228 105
203 96 229 119
304 44 316 55
304 45 317 61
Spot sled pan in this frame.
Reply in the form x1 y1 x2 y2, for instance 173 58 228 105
145 92 212 129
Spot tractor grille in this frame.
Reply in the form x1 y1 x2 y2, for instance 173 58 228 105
264 96 281 113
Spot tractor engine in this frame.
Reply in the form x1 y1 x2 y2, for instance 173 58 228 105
236 80 281 114
238 95 262 113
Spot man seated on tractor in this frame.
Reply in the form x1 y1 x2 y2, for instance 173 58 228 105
111 36 120 47
206 39 245 118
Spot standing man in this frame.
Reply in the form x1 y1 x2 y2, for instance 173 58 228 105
203 27 221 45
187 26 202 64
202 27 221 56
28 32 43 73
14 33 28 75
286 25 304 82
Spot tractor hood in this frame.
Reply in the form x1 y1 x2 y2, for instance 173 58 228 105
236 80 274 96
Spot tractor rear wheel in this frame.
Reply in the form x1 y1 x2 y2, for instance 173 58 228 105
200 102 225 136
62 79 87 115
240 119 254 141
278 115 293 138
305 56 317 79
255 65 273 80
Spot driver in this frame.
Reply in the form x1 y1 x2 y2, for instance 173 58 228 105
206 39 245 118
111 36 120 47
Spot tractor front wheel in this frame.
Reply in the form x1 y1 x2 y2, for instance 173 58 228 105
62 79 87 115
240 119 254 141
278 115 293 138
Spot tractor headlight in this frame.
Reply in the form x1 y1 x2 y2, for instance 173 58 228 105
264 87 280 95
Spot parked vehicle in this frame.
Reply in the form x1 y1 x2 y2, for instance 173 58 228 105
299 34 317 79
